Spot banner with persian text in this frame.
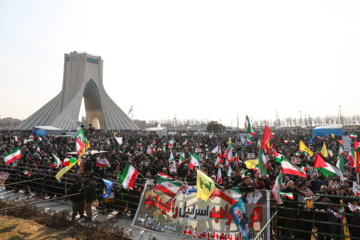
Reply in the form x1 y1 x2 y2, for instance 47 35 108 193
132 180 270 240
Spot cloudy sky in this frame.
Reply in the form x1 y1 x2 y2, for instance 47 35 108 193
0 0 359 127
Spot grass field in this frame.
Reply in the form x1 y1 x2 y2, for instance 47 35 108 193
0 215 75 240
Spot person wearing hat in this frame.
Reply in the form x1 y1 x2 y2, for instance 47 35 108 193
69 177 85 221
84 173 97 222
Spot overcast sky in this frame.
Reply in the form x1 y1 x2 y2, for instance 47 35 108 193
0 0 359 127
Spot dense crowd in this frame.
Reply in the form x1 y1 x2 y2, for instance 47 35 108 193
1 127 360 239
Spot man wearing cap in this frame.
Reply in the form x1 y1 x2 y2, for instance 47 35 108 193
84 173 97 222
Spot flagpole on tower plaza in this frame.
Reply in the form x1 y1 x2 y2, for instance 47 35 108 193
131 106 134 120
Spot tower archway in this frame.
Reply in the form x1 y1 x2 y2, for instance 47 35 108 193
83 79 104 129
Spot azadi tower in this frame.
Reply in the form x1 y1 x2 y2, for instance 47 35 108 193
15 52 139 131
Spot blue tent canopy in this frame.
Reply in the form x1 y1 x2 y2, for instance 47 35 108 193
312 124 344 137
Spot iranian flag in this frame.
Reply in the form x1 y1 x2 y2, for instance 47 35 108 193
38 136 42 142
169 151 175 161
214 147 223 168
348 149 356 169
23 170 30 176
281 159 306 178
280 192 294 200
284 140 289 144
118 162 139 190
51 154 62 168
353 182 360 196
3 147 22 165
178 151 186 166
96 157 110 167
217 166 222 184
246 134 253 144
14 135 19 142
183 138 188 146
350 133 357 139
227 164 233 177
169 137 176 148
314 153 341 179
291 140 295 144
76 128 87 155
189 153 200 170
154 173 184 198
336 152 345 183
258 149 268 177
241 169 246 179
245 115 256 135
36 147 41 153
295 151 302 157
272 171 283 205
328 150 334 157
224 141 233 164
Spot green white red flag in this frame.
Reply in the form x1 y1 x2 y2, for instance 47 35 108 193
51 154 62 168
23 170 30 176
217 166 222 184
272 171 283 205
244 115 255 135
189 153 200 170
258 149 268 177
224 141 233 164
76 128 87 155
336 147 345 183
246 134 253 144
281 159 306 178
178 151 186 166
154 172 185 198
118 162 139 190
183 138 188 146
38 136 42 142
348 149 356 169
169 137 176 148
350 133 357 139
280 192 294 200
3 147 21 165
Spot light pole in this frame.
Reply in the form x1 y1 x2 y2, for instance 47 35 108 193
300 111 302 126
275 109 278 128
339 106 342 124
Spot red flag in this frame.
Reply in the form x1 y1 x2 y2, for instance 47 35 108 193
355 139 360 151
261 125 273 154
357 152 360 173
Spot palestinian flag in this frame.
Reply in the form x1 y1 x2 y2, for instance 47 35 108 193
183 138 188 146
3 147 22 165
245 115 255 135
246 134 253 144
217 166 222 184
118 162 139 190
27 138 34 143
179 151 186 166
38 136 42 142
96 158 110 168
154 173 184 198
258 149 268 177
280 192 294 200
273 148 284 163
350 133 357 139
295 151 302 157
23 170 30 176
189 153 200 170
76 128 87 155
355 139 360 151
314 153 341 179
281 159 306 178
51 154 62 168
272 171 283 205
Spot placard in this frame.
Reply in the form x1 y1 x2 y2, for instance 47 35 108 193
291 157 301 164
247 153 255 159
0 171 9 180
342 135 351 151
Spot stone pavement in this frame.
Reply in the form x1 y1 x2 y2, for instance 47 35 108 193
0 186 182 240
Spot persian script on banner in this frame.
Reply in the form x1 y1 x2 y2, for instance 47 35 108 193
132 180 270 240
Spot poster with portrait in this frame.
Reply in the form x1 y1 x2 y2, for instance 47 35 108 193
169 160 177 173
132 180 270 240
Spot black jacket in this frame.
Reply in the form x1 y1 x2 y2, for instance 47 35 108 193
84 179 97 202
69 183 84 202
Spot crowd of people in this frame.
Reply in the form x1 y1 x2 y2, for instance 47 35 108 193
1 127 360 238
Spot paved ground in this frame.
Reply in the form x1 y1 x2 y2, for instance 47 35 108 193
0 186 181 240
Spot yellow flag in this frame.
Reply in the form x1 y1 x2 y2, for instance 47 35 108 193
321 142 328 157
196 169 215 202
299 140 314 157
86 141 90 150
244 159 259 169
228 137 231 144
331 133 335 139
340 199 351 240
55 159 77 180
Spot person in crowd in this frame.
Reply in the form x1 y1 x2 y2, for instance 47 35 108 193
69 177 85 221
84 173 97 222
